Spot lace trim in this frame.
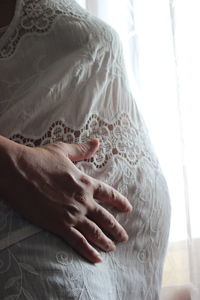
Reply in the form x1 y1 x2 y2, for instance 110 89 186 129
0 0 88 58
10 113 158 170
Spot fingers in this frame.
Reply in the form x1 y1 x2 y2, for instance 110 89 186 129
76 218 116 252
89 204 129 243
63 226 102 264
65 139 100 162
93 180 132 212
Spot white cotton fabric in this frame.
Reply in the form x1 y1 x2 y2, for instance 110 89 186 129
0 0 171 299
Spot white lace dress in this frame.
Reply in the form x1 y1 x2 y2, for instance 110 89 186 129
0 0 171 299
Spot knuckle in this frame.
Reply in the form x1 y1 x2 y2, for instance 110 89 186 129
55 141 64 147
110 189 117 201
78 143 88 155
78 236 87 246
64 209 76 226
67 203 81 216
95 182 103 196
92 226 102 240
42 141 64 154
74 191 87 204
92 205 102 216
106 217 116 229
53 141 65 151
80 175 93 188
74 191 94 211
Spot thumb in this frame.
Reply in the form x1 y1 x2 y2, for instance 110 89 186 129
67 139 100 162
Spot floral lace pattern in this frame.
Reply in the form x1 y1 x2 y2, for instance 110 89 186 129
0 0 88 58
10 113 158 170
8 112 161 228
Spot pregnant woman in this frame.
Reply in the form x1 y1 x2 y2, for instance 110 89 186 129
0 0 171 299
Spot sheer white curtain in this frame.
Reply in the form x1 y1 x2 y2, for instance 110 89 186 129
77 0 200 299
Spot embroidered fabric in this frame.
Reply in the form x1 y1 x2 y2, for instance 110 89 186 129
0 112 170 299
0 0 88 58
10 113 158 170
0 0 171 299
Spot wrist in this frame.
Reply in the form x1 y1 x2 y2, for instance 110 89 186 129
0 135 24 197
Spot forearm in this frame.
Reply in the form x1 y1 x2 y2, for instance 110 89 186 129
0 135 22 199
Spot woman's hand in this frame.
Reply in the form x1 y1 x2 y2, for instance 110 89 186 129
1 138 132 263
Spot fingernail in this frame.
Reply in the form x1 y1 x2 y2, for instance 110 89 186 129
122 197 132 212
90 138 100 147
119 232 129 243
126 204 133 212
105 242 116 252
95 254 102 263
